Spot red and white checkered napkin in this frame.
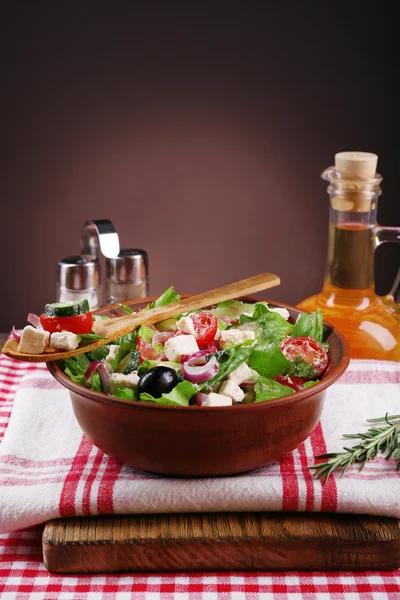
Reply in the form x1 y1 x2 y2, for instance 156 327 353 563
0 354 399 534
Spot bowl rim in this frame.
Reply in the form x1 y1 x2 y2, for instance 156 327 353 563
47 296 351 413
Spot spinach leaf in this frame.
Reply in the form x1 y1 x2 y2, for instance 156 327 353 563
79 333 106 341
87 345 110 361
254 376 294 402
291 309 324 342
140 381 196 406
285 357 319 379
197 345 252 391
248 347 291 378
253 312 293 348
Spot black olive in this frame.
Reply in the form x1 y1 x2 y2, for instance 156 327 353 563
137 366 178 397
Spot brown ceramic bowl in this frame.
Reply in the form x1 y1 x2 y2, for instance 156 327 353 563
47 297 350 477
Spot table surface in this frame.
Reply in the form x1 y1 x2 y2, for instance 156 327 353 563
1 332 400 599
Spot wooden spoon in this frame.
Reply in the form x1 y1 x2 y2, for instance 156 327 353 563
2 273 280 363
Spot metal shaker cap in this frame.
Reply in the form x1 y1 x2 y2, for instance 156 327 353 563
57 255 100 291
106 249 149 283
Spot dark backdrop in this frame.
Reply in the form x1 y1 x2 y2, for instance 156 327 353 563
0 1 399 331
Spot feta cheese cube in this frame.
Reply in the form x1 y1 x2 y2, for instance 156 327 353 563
176 316 196 336
110 372 140 394
219 380 245 403
219 329 255 349
228 362 254 385
202 392 233 407
164 334 199 362
18 325 50 354
106 344 120 364
50 331 81 351
268 307 290 320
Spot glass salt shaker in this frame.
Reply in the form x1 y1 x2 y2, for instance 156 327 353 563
56 219 120 309
106 249 149 304
56 256 102 310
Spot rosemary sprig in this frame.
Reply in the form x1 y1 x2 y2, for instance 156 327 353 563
310 414 400 484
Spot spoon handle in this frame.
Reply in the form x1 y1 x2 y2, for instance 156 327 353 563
93 273 280 338
1 273 280 362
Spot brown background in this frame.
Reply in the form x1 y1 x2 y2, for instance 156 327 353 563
0 2 399 332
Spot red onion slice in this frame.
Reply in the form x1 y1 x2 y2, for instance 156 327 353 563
27 313 42 329
180 349 212 365
11 327 21 342
188 350 213 365
85 361 111 393
182 356 219 383
196 392 208 406
152 331 174 346
219 316 232 324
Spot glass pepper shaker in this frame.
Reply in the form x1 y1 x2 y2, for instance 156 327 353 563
106 249 149 304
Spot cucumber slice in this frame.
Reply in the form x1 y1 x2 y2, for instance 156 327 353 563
117 350 140 374
44 299 90 318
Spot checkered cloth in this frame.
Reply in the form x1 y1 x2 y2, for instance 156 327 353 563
1 349 400 598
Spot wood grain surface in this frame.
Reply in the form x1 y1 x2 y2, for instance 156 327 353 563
42 512 400 573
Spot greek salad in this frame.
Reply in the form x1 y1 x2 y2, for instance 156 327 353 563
37 286 330 407
12 299 102 355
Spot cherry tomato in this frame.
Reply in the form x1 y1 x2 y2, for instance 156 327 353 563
280 336 329 377
137 338 162 362
273 375 307 392
40 312 93 334
190 312 218 348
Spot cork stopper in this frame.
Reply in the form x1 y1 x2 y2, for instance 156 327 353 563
335 151 378 179
329 151 380 212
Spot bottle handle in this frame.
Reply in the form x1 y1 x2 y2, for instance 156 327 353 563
375 225 400 310
80 220 120 260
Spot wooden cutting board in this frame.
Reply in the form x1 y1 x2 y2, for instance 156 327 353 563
42 512 400 573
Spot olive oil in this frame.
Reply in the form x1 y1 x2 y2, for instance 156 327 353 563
298 152 400 361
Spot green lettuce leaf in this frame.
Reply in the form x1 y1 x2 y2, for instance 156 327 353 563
255 376 294 402
137 325 155 343
304 380 318 389
113 387 136 401
64 353 91 386
90 371 103 393
138 359 180 374
64 368 86 387
111 332 138 371
140 380 196 406
146 286 181 309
